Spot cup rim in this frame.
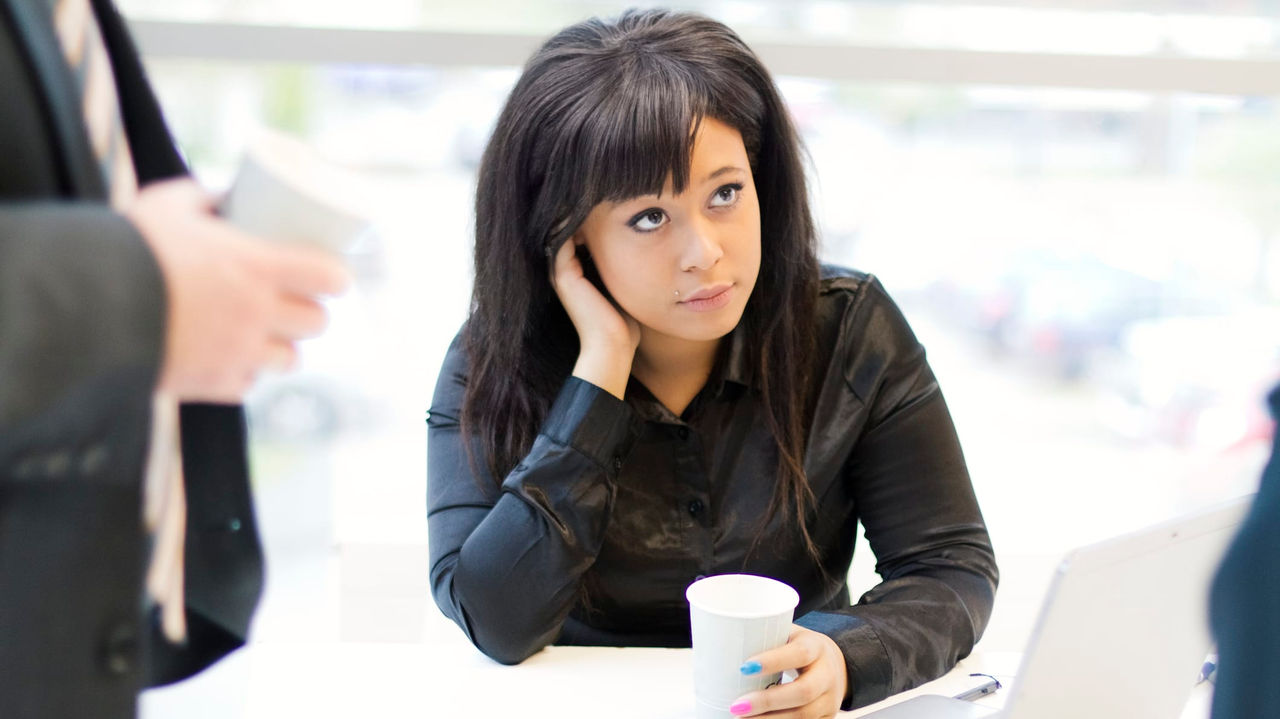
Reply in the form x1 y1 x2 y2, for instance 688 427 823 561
685 573 800 619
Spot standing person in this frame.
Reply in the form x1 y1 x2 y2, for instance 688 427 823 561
0 1 348 717
1210 385 1280 718
427 9 998 716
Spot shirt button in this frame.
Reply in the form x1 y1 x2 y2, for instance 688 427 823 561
80 444 110 475
677 427 690 440
612 456 623 473
228 518 243 532
45 450 72 477
99 622 138 676
687 499 704 517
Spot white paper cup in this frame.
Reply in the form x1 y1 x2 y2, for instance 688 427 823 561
686 574 799 719
219 130 369 253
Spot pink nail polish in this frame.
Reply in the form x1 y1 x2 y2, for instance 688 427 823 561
730 700 752 715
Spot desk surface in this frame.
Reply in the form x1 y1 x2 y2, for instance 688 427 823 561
140 544 1215 719
233 642 1000 718
198 640 1207 719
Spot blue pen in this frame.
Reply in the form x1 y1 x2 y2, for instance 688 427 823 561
953 674 1002 702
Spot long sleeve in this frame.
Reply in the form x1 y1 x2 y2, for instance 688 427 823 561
426 332 639 664
1209 385 1280 718
0 204 264 709
0 203 165 429
795 277 999 709
0 202 166 717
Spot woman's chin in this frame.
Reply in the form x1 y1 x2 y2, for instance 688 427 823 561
646 311 746 345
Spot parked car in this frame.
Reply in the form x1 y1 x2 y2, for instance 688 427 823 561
1094 308 1280 449
930 251 1243 381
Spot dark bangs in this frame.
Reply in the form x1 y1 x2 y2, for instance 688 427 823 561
527 16 766 252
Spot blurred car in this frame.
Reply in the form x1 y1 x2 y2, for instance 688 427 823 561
1094 308 1280 450
929 251 1242 381
995 259 1163 379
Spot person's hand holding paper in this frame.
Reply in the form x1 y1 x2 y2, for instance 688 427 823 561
128 176 350 402
128 129 367 403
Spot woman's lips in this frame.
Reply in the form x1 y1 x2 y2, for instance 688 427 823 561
679 283 734 312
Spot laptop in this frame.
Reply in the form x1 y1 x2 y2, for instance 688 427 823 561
860 495 1253 719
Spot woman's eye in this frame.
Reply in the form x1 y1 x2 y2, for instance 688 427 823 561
629 209 668 232
710 184 742 207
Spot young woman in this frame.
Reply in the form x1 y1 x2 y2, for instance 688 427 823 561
427 10 998 716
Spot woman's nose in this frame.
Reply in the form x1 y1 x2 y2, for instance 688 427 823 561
680 219 724 272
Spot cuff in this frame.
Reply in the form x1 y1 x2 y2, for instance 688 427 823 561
542 377 638 474
795 610 893 710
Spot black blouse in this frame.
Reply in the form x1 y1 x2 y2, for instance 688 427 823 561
426 267 998 709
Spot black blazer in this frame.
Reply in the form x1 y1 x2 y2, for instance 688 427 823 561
0 2 264 716
1209 385 1280 718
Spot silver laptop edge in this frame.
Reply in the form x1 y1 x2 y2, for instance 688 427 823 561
860 494 1254 719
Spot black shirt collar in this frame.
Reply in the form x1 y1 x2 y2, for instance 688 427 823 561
718 321 754 392
624 322 755 424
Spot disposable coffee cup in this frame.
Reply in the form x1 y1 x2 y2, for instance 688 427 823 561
219 129 370 253
686 574 799 719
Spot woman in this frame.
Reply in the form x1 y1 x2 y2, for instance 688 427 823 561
427 9 998 716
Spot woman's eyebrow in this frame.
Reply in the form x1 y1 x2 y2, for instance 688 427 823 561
701 165 746 183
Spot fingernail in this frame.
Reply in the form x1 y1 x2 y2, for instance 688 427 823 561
739 660 762 675
730 700 752 715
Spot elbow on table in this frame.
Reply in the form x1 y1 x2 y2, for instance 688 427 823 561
473 633 548 666
435 566 560 666
456 607 554 666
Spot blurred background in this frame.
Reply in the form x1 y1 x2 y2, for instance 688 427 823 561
124 1 1279 716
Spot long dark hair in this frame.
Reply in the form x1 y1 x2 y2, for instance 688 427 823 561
463 9 821 558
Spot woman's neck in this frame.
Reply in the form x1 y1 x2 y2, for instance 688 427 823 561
631 331 721 418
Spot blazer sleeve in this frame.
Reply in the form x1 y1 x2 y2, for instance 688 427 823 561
1209 385 1280 718
0 201 167 717
0 202 166 430
426 331 639 664
795 278 999 710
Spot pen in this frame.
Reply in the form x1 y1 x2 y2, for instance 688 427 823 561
1197 658 1217 685
953 675 1002 702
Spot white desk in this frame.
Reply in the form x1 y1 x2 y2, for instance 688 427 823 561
141 541 1216 719
229 641 999 718
140 538 1218 719
174 639 1207 719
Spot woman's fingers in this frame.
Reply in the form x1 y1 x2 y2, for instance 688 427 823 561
730 673 835 718
549 241 598 309
549 238 578 289
548 240 636 349
548 239 638 397
741 627 820 677
729 627 846 718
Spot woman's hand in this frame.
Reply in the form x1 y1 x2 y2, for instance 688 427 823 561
550 240 640 399
730 626 848 718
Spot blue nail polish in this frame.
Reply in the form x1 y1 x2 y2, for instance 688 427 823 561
740 660 762 675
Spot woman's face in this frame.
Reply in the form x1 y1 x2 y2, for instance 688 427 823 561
576 117 762 348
